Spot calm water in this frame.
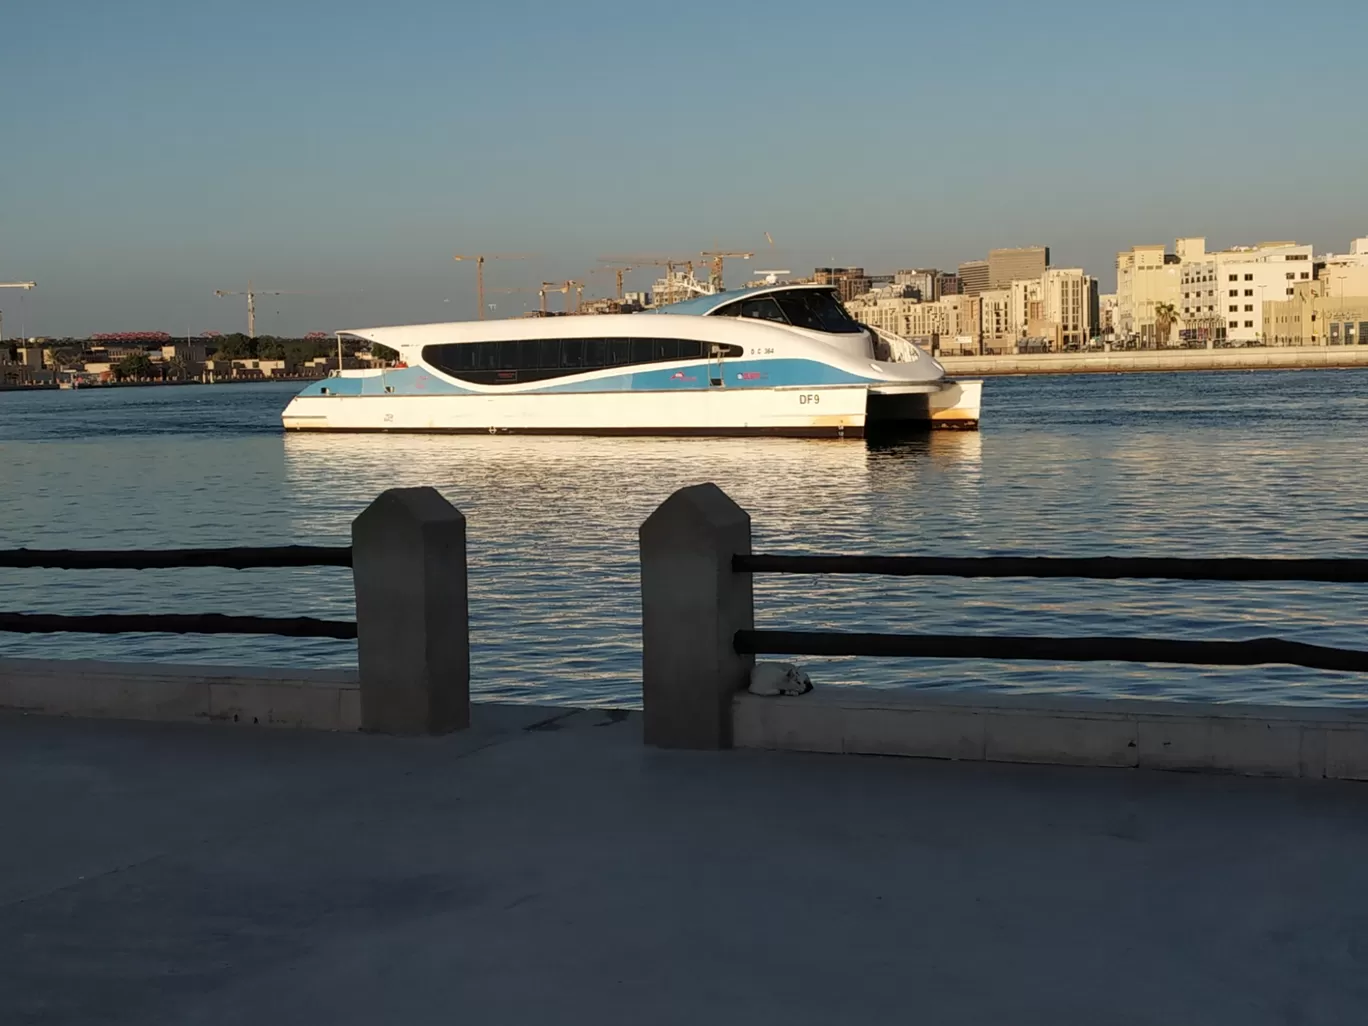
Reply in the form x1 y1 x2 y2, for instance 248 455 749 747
3 371 1367 707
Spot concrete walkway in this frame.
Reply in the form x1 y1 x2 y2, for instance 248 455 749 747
5 707 1368 1026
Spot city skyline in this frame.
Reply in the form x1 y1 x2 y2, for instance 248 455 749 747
3 0 1367 336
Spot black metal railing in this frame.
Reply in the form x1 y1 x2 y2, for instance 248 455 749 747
0 546 354 638
732 554 1368 673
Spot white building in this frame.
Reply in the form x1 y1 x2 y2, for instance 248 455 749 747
1213 241 1313 344
1098 293 1119 338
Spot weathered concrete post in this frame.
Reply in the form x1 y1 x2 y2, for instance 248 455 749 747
640 483 754 749
352 487 469 734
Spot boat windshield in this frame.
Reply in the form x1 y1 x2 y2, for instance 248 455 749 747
712 289 864 334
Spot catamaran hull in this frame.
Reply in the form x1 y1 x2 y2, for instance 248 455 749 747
281 380 981 437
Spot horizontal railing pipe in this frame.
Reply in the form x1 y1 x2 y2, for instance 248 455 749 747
0 612 357 639
734 554 1368 584
0 545 352 571
736 629 1368 674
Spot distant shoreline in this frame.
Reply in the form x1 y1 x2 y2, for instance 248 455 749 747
0 377 320 393
937 344 1368 377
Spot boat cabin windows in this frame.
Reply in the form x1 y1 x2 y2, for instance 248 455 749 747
710 288 865 334
422 337 744 385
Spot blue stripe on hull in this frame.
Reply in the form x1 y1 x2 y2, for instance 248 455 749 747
295 359 874 399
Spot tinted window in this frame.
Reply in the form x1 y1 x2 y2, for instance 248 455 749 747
713 289 864 333
738 297 786 322
422 336 718 385
773 292 826 331
787 290 864 333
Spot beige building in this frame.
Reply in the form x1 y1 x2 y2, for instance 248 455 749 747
1116 243 1181 344
847 293 981 350
989 247 1049 289
893 268 938 300
979 288 1013 352
1265 280 1368 347
1320 264 1368 300
1010 278 1044 340
957 259 989 297
1040 269 1097 348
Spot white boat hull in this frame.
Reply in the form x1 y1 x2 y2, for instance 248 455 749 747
282 380 980 437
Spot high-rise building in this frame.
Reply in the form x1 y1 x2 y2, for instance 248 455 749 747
936 272 961 297
957 260 989 296
989 247 1049 289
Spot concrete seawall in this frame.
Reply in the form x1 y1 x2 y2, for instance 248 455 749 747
0 658 360 730
938 344 1368 376
733 688 1368 780
10 656 1368 781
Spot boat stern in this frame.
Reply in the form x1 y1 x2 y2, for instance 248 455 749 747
866 379 982 432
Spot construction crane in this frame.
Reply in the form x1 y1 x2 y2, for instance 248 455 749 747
484 285 544 318
0 282 36 343
213 282 315 338
700 251 754 292
538 280 584 315
589 264 633 300
453 254 532 320
599 257 700 306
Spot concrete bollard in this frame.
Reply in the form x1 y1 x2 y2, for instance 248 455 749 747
351 487 470 734
640 483 755 749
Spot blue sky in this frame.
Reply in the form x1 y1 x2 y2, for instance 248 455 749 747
2 0 1366 337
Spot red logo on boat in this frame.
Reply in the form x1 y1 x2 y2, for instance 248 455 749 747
738 372 765 380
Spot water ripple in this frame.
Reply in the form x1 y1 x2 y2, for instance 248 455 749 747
2 372 1367 706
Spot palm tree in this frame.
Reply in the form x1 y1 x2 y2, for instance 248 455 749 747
1155 303 1177 347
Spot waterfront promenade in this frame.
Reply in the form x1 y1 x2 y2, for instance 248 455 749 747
5 704 1368 1025
940 342 1368 376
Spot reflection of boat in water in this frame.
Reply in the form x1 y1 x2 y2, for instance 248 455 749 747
281 284 982 438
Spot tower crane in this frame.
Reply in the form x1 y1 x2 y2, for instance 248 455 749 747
589 264 633 300
599 256 699 306
453 254 533 320
213 282 316 338
538 280 584 315
700 250 754 291
0 281 37 343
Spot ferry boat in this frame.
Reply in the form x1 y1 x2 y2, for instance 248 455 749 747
280 283 981 437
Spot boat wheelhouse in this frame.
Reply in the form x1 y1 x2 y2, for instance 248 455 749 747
281 283 980 437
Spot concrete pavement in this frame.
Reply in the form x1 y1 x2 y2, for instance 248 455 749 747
4 706 1368 1025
